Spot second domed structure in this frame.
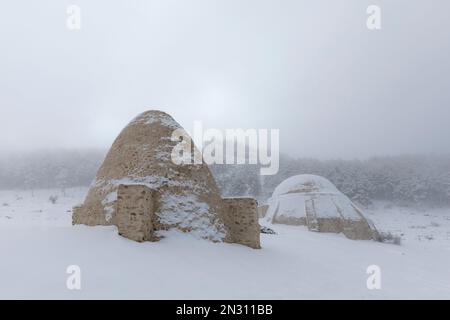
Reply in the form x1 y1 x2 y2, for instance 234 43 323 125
263 174 378 240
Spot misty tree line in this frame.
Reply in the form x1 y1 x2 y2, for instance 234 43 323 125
0 150 449 207
0 150 105 193
213 154 450 207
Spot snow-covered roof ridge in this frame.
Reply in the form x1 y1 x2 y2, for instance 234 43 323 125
129 110 180 129
273 174 340 197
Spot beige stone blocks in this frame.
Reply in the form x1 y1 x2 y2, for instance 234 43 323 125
116 184 156 242
222 198 261 249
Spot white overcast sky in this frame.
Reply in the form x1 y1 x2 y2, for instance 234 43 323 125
1 0 449 159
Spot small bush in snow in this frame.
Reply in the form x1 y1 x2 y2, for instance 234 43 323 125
260 226 277 235
2 202 9 207
376 232 401 245
49 195 58 204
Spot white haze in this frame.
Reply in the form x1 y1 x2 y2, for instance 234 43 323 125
0 1 449 159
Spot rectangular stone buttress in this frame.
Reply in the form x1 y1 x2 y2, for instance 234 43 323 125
116 184 156 242
222 197 261 249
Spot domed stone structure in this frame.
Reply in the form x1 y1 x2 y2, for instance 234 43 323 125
73 110 260 248
264 174 378 240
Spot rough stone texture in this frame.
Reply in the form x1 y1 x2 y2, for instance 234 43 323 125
222 198 261 249
72 205 84 224
73 110 227 242
341 205 379 240
116 184 156 242
73 110 261 248
265 175 379 240
272 215 307 226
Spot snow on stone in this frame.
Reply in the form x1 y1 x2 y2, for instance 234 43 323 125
272 174 339 197
157 193 226 242
92 175 226 241
129 110 180 129
264 175 378 240
102 191 117 222
266 175 365 222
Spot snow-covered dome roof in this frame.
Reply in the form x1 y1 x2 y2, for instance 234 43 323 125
272 174 340 197
265 174 378 240
73 110 228 241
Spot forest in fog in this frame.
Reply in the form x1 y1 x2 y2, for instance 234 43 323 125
1 150 449 208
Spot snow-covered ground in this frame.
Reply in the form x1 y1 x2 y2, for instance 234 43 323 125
0 188 449 299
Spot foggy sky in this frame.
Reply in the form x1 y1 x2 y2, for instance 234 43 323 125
1 1 449 159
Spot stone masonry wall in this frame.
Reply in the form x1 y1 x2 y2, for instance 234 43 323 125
80 182 262 248
116 184 156 242
222 198 261 249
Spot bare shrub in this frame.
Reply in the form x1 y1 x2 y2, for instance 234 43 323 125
376 232 402 245
49 195 58 204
